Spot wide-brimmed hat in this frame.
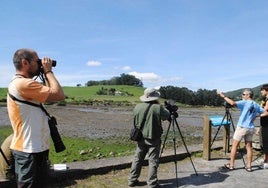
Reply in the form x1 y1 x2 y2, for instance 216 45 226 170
140 88 160 102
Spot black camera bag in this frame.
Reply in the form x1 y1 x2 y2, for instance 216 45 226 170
130 127 143 141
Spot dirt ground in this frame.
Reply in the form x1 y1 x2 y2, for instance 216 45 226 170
0 104 241 139
47 105 135 139
47 105 238 138
47 105 244 141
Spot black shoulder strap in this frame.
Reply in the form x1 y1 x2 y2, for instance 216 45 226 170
8 93 40 107
135 103 153 130
8 93 51 117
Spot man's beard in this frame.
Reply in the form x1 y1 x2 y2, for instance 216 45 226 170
28 69 40 78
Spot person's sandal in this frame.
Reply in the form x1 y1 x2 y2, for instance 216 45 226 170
245 167 252 172
224 163 235 170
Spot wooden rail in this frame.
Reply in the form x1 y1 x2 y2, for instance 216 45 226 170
203 115 230 160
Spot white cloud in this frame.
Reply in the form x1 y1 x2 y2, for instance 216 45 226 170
86 61 102 66
162 76 183 83
128 71 161 82
129 71 184 84
122 66 131 71
128 71 186 88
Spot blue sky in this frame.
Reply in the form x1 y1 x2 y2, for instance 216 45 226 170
1 0 268 92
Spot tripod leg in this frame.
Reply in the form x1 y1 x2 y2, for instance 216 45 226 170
160 121 171 158
174 118 198 176
0 147 10 166
211 126 222 148
170 119 179 187
160 116 179 187
211 113 228 148
223 125 230 155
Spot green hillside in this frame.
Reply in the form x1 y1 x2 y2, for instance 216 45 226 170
0 85 145 105
1 84 265 105
225 84 263 100
62 85 145 104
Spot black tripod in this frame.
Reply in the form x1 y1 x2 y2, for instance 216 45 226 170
160 113 198 187
210 106 246 166
0 147 10 166
0 147 15 180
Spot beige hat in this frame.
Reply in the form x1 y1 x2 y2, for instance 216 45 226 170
140 88 160 102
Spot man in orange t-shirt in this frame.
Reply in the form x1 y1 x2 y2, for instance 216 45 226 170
7 49 65 188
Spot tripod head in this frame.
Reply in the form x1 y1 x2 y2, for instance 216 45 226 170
165 100 178 119
224 101 233 109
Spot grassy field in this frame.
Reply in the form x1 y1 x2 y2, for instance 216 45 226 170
0 88 8 102
0 124 203 164
0 85 145 104
63 85 144 98
0 126 136 164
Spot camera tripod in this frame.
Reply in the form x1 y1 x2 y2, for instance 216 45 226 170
0 145 15 180
210 106 246 166
160 113 198 187
0 147 10 166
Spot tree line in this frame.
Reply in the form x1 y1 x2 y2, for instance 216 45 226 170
85 73 264 106
84 73 233 106
86 73 143 87
159 86 223 106
159 85 264 106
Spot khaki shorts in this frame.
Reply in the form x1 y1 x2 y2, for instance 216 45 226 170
233 126 254 142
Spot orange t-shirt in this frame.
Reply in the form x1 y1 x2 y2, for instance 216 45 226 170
7 76 51 153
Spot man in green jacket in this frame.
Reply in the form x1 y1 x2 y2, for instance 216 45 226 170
128 88 170 188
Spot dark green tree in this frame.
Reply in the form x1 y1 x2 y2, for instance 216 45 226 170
85 73 143 87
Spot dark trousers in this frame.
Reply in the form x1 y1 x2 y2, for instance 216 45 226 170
128 138 161 188
261 126 268 154
12 150 49 188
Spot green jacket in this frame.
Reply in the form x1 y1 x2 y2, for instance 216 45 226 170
133 102 170 140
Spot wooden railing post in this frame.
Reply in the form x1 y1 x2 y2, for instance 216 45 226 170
203 115 211 160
